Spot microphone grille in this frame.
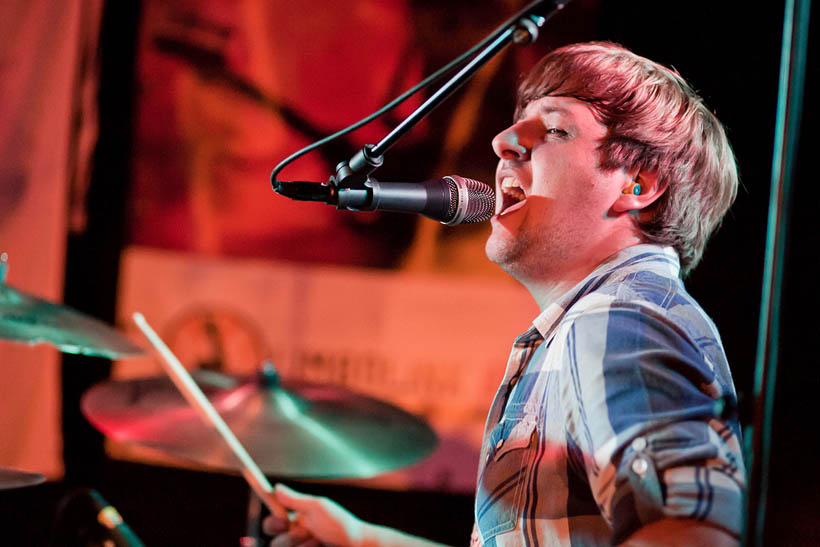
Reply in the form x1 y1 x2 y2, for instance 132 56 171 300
444 176 495 225
444 178 459 221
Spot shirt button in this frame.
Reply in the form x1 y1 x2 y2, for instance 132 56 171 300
632 456 648 476
631 436 647 452
496 438 504 450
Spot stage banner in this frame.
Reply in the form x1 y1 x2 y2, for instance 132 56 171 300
112 245 537 493
0 0 102 479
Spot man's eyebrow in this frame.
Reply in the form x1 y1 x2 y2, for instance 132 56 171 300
535 104 571 117
516 103 573 122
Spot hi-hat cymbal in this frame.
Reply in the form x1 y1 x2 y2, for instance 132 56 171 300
0 466 46 490
0 283 143 359
82 368 437 479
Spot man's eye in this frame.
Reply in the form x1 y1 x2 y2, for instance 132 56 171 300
546 127 567 136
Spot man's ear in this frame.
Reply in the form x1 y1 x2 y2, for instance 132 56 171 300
612 170 666 214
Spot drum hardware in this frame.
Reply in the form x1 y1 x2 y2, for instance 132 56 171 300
79 313 436 545
2 247 436 539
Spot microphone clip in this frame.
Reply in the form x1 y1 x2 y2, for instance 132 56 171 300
332 144 384 188
330 144 384 210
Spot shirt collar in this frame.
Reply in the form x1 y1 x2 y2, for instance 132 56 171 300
529 244 680 340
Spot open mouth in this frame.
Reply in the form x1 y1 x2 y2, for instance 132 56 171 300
498 176 526 215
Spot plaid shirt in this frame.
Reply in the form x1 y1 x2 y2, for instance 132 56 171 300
471 245 745 546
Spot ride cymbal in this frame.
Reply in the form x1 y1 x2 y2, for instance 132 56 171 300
82 367 437 479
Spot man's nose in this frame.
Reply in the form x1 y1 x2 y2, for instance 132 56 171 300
491 124 531 161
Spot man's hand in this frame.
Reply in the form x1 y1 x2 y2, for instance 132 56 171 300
263 484 453 547
263 483 364 547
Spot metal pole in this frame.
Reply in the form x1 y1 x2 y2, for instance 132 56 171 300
745 0 811 544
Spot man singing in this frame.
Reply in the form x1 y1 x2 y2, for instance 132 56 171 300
264 42 745 546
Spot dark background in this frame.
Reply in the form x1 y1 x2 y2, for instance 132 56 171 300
1 1 816 545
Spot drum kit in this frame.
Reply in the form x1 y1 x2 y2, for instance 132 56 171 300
0 254 437 539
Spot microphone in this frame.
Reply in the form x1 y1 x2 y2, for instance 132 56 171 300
88 489 146 547
274 175 495 225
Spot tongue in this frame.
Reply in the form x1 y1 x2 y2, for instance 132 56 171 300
500 197 526 216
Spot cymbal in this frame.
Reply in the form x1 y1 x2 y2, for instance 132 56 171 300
82 368 437 479
0 283 143 359
0 466 46 490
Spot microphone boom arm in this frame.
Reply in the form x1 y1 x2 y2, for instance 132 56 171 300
272 0 570 221
331 0 570 189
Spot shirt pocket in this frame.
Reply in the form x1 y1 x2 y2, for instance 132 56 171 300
475 410 538 542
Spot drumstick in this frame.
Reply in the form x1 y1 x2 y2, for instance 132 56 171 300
132 312 289 520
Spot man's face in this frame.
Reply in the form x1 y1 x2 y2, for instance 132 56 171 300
485 95 630 282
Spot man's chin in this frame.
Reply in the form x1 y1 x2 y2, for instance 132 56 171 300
485 233 521 270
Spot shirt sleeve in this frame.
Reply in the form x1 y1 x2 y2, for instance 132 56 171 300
557 303 746 544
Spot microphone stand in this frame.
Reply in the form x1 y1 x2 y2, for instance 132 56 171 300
327 0 571 212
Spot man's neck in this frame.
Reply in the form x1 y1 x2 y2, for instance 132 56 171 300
518 239 642 312
520 268 591 313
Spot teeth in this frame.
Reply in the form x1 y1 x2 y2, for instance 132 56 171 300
501 176 518 189
501 176 525 201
